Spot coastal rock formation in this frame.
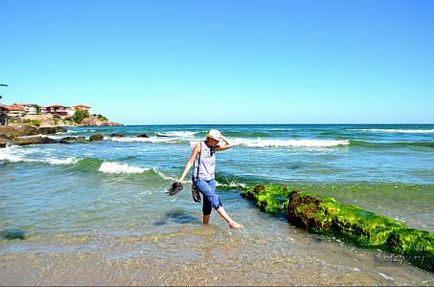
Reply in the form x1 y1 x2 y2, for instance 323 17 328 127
241 184 434 271
59 136 86 144
110 133 125 137
0 125 66 139
137 133 149 138
13 136 58 146
80 116 122 127
0 125 66 147
89 134 104 141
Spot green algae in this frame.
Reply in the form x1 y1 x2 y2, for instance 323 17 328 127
240 184 434 272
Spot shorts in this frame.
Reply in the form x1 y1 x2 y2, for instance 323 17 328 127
194 178 222 215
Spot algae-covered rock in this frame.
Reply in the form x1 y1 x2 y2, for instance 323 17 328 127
0 228 26 240
89 134 104 141
386 228 434 271
241 184 290 215
288 190 407 247
241 184 434 272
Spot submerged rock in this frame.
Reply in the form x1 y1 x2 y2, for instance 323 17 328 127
137 133 149 138
240 184 434 272
13 136 58 146
0 228 26 240
89 134 104 141
110 133 125 137
59 136 87 144
38 126 67 134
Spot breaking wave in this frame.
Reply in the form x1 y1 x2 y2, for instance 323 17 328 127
348 128 434 134
156 131 197 137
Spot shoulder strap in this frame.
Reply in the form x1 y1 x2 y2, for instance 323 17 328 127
195 142 202 179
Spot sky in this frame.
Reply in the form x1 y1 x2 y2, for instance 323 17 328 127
1 0 433 124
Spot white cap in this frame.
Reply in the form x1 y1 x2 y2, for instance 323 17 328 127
207 129 222 141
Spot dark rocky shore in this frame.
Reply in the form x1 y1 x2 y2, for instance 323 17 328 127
0 125 146 147
240 184 434 272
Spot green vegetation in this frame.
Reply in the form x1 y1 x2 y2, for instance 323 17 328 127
30 119 41 126
72 110 90 123
35 105 41 115
241 184 434 271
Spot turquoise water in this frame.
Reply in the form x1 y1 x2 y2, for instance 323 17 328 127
1 124 433 285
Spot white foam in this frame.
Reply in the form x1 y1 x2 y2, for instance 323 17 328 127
189 138 349 148
111 136 184 144
43 157 78 165
0 146 78 165
98 161 151 174
156 131 197 137
349 128 434 134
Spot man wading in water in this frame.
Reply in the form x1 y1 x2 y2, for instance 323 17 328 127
176 129 243 229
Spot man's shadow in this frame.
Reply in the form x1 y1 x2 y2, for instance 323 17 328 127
154 209 201 226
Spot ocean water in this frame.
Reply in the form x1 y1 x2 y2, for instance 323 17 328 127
1 124 433 285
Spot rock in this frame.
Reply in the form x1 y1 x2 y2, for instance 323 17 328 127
13 136 58 146
0 125 39 139
0 228 26 240
137 133 149 138
89 134 104 141
0 135 11 147
240 184 434 272
59 136 87 144
111 133 125 137
38 126 67 134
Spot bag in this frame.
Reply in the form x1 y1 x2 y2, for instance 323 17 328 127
191 143 202 203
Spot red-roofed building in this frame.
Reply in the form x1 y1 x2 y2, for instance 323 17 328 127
44 105 71 118
74 104 91 113
4 104 26 118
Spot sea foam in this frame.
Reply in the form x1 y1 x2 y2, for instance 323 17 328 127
111 136 185 144
156 131 197 137
98 161 151 174
349 128 434 134
190 138 350 148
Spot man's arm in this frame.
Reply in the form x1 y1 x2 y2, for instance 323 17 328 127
177 143 200 182
214 135 232 151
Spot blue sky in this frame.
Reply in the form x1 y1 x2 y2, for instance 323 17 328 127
1 0 433 124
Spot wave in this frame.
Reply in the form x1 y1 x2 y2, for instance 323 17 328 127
156 131 197 137
350 140 434 148
0 146 79 165
111 136 187 144
98 161 151 174
231 138 350 148
348 128 434 134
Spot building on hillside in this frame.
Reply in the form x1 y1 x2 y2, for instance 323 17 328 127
0 104 10 125
3 104 26 118
14 103 39 115
44 105 70 118
74 104 91 113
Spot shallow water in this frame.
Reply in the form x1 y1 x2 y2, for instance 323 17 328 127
1 124 433 285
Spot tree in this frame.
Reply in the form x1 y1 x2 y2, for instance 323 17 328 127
72 110 90 123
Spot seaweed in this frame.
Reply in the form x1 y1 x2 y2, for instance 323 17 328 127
240 184 434 272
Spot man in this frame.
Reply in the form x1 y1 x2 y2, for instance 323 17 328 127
177 129 243 229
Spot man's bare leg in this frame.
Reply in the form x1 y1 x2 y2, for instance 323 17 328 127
216 207 243 229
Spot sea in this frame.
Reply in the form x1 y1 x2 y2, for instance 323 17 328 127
1 124 433 285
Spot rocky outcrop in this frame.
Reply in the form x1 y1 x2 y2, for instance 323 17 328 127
110 133 125 137
13 136 58 146
80 116 122 127
59 136 86 144
0 125 66 139
89 134 104 141
137 133 149 138
0 125 67 147
241 184 434 272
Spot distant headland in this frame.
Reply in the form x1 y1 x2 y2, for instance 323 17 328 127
0 103 122 127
